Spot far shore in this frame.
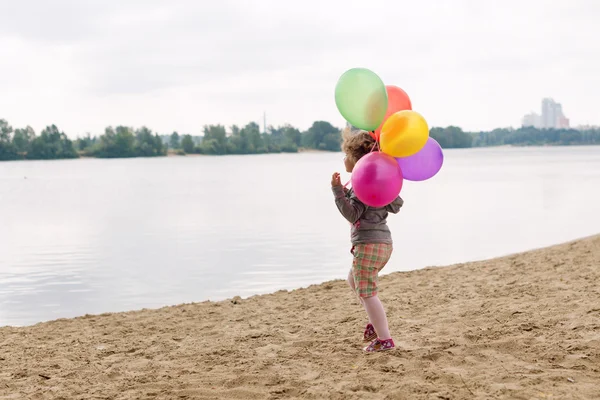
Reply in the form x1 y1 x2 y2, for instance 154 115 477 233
165 148 329 156
2 144 599 163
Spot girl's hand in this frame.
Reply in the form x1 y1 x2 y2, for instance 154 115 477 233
331 172 342 188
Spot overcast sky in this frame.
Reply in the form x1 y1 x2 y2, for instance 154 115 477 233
0 0 598 137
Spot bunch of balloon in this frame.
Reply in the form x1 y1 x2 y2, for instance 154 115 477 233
334 67 444 207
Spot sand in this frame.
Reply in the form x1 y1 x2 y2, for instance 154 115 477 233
1 235 599 399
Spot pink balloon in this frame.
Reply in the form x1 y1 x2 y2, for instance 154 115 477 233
352 152 403 207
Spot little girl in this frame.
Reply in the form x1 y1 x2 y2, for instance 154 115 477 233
331 126 403 353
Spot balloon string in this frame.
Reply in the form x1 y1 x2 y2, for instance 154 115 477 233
370 131 381 152
343 179 351 188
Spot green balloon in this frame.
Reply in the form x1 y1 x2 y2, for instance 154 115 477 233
335 68 388 132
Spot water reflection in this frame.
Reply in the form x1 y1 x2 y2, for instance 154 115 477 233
1 147 599 326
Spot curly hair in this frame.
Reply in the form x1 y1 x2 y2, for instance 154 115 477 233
341 127 376 164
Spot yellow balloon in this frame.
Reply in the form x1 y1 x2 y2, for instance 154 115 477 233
380 110 429 158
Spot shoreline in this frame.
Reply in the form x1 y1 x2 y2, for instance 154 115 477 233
1 144 599 163
1 234 599 398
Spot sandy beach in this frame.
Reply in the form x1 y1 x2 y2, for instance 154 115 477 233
1 235 599 399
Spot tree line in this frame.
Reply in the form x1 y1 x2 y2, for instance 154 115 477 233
0 119 342 160
470 126 600 147
1 117 599 161
429 126 600 148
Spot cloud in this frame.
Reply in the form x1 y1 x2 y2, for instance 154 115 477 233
0 0 599 134
0 0 112 43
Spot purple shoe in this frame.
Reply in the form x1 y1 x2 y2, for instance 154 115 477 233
363 323 377 342
364 338 395 353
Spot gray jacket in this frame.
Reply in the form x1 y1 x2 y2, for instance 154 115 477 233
332 186 403 245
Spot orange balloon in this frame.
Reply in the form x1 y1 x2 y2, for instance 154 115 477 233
372 86 412 140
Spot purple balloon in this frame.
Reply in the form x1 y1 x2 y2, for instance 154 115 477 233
352 152 403 207
396 137 444 181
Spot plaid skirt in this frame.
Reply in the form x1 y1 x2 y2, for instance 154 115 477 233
351 243 393 298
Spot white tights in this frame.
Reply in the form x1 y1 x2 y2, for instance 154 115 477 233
347 269 391 340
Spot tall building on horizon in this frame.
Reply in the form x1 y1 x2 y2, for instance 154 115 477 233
522 112 542 128
522 98 569 129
